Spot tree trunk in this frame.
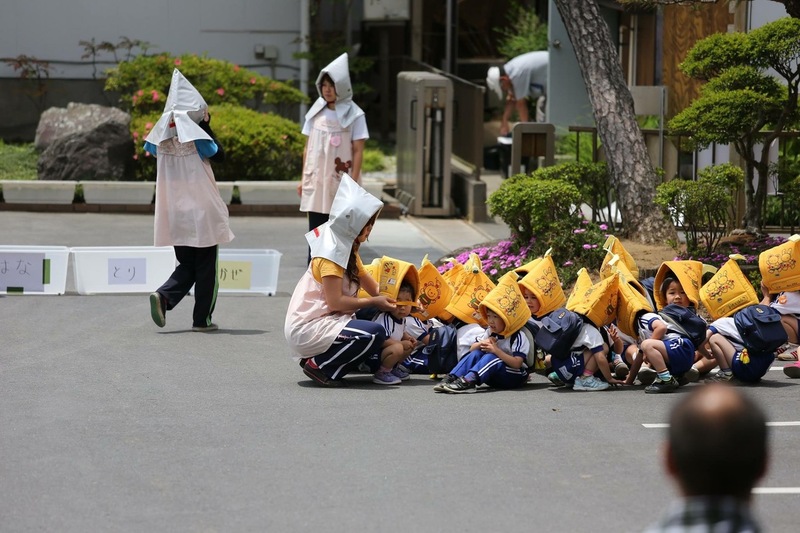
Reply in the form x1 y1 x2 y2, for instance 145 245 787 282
552 0 677 244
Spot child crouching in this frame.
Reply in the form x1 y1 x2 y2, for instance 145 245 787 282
435 272 531 394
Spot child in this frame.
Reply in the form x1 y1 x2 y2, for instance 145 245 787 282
284 175 395 387
299 53 368 263
758 282 800 378
370 281 419 384
434 272 531 393
606 322 633 379
144 69 234 332
400 314 443 374
545 319 622 391
705 312 775 384
624 276 705 393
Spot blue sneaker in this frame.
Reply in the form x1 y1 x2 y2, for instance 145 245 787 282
392 366 411 381
373 369 402 385
574 375 611 391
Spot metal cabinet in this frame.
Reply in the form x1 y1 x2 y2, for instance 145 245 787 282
396 72 454 216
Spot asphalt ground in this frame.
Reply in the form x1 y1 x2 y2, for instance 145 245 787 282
1 210 799 533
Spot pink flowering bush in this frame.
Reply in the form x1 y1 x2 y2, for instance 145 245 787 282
438 220 608 286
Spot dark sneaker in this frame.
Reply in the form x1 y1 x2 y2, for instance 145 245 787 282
433 374 458 392
192 323 219 332
303 362 347 387
637 367 657 386
149 292 165 328
443 377 477 394
645 376 679 394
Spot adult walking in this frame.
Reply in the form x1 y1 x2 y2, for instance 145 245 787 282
486 50 548 135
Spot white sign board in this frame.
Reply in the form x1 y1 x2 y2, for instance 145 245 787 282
364 0 409 21
0 252 45 292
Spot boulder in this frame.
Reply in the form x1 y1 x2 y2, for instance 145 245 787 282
35 103 134 181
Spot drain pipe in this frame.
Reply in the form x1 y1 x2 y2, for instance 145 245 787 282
299 0 310 120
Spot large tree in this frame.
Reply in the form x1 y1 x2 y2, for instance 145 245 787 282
552 0 676 243
668 17 800 233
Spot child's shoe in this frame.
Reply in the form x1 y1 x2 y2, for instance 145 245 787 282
391 365 411 381
612 361 629 379
373 369 402 385
644 376 679 393
680 366 701 384
547 371 565 387
783 361 800 378
433 374 458 392
443 377 477 394
574 375 610 391
776 342 800 361
637 367 657 386
705 370 733 383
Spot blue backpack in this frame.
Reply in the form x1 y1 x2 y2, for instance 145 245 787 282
534 308 584 361
733 304 788 356
421 324 459 374
658 304 708 348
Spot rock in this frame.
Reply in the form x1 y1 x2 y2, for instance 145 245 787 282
35 103 134 181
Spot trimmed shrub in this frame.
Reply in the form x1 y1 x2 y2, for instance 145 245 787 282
131 104 305 182
655 163 743 256
105 53 307 116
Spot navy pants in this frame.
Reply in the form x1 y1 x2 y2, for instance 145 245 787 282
157 245 219 328
311 320 386 380
451 349 528 389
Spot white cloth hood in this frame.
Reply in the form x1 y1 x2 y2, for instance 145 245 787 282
145 69 212 145
304 53 365 128
305 173 383 269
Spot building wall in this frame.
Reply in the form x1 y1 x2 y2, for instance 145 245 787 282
0 0 303 81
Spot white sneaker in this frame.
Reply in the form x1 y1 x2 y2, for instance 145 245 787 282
574 375 610 391
776 343 800 361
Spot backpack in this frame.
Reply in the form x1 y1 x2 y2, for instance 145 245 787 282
733 304 788 356
657 304 707 348
520 321 545 372
534 308 584 361
421 324 459 374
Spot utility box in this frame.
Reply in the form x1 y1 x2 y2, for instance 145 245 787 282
396 72 454 216
510 123 556 175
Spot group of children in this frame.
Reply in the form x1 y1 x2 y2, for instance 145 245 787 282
353 234 800 394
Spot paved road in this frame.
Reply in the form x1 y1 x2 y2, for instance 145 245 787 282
1 211 798 532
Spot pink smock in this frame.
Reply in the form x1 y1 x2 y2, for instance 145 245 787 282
153 138 234 247
299 112 355 214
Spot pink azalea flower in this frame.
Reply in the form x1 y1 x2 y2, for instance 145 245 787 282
573 228 586 234
137 89 144 96
563 261 574 266
132 95 138 104
151 90 159 102
132 154 138 160
582 244 592 250
216 88 225 96
250 77 256 85
599 224 608 230
132 131 139 139
145 122 153 130
233 65 240 72
174 58 182 66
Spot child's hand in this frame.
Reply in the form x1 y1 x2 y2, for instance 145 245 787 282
607 324 620 342
479 337 497 353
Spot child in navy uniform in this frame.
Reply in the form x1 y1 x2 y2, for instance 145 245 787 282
434 272 531 393
370 281 418 384
546 320 622 391
625 276 704 393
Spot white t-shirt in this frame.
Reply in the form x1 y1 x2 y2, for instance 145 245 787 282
636 311 684 342
769 291 800 316
569 323 605 356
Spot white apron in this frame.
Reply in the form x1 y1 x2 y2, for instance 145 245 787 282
284 265 359 358
299 113 355 214
153 138 234 248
